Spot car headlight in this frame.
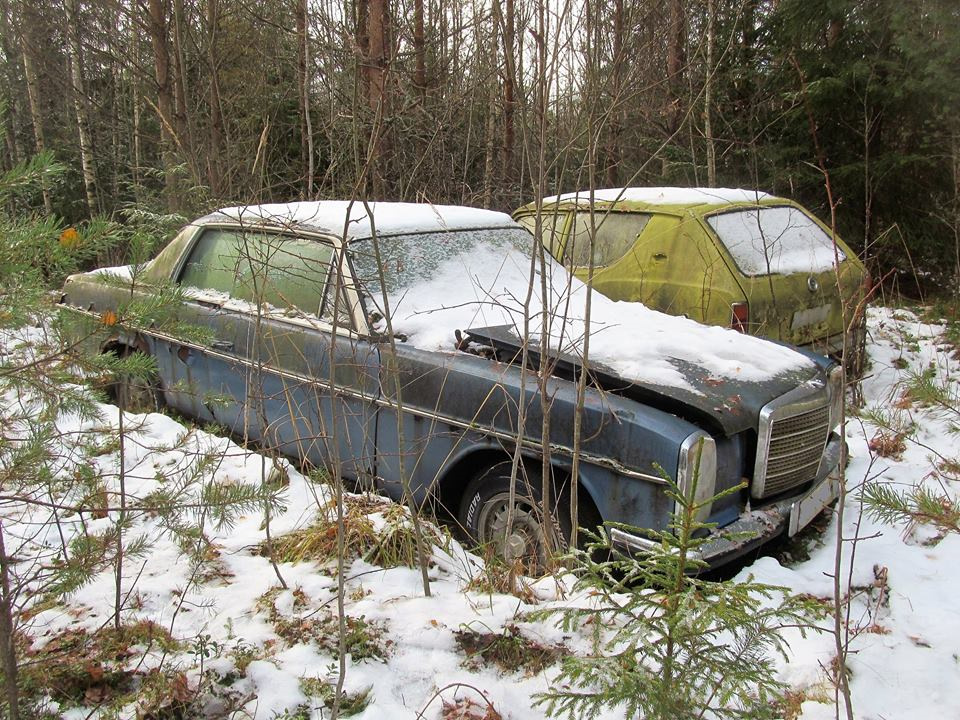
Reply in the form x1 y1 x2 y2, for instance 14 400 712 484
828 364 845 429
676 431 717 524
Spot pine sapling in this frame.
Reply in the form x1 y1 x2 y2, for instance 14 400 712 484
534 451 820 720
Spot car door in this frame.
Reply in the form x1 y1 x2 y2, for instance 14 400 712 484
179 225 380 479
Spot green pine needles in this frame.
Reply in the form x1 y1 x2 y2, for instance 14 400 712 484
534 455 821 720
0 152 278 718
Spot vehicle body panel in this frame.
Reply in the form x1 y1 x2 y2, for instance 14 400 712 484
514 191 866 356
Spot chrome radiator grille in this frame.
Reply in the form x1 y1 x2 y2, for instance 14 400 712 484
753 397 831 499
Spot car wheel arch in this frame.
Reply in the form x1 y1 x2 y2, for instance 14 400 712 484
434 445 603 537
100 338 165 412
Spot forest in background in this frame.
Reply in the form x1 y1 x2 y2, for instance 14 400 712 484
1 0 958 289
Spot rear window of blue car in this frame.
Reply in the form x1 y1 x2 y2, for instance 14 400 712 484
179 228 335 316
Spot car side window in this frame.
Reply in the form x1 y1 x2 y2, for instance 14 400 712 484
178 228 337 318
517 213 567 260
566 212 651 267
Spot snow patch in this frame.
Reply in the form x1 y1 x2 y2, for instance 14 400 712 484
541 186 773 206
207 201 517 240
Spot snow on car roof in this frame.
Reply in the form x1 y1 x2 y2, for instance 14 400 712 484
540 187 774 206
202 201 518 240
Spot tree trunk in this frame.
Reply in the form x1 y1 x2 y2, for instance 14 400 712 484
19 39 52 214
827 16 844 49
606 0 623 186
147 0 178 209
481 99 496 207
366 0 390 196
296 0 314 197
355 0 369 98
205 0 223 197
413 0 426 93
0 0 24 169
65 0 98 215
130 0 143 199
109 7 122 204
172 0 194 174
0 523 19 720
705 0 716 187
666 0 686 137
501 0 515 169
367 0 387 114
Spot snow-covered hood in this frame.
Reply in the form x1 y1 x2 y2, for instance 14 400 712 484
381 236 824 433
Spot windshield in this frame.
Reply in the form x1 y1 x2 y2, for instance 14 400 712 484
706 206 845 276
350 227 534 296
348 226 581 346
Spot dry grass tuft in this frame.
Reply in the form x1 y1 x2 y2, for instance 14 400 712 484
454 623 566 676
868 429 907 458
269 493 447 569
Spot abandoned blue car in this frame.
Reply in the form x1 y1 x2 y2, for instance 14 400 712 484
60 201 844 570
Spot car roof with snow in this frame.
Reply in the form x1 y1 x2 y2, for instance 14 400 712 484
524 187 789 214
197 201 518 241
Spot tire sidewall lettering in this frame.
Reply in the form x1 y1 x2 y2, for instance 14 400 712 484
465 491 480 529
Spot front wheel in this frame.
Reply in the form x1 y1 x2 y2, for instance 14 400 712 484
458 463 568 574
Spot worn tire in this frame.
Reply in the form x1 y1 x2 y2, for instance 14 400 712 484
458 462 569 574
110 349 163 414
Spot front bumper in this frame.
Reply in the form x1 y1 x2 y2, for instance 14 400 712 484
611 432 844 569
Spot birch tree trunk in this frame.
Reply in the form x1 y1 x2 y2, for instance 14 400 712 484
64 0 98 215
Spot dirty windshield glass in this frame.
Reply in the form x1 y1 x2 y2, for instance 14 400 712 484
707 206 845 277
349 227 534 299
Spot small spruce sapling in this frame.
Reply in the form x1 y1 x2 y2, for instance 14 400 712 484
534 445 821 720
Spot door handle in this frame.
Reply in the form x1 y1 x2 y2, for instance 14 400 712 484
211 339 234 351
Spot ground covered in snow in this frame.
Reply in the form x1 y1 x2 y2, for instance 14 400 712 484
2 306 958 719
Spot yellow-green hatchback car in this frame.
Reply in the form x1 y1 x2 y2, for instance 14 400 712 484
514 187 867 358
